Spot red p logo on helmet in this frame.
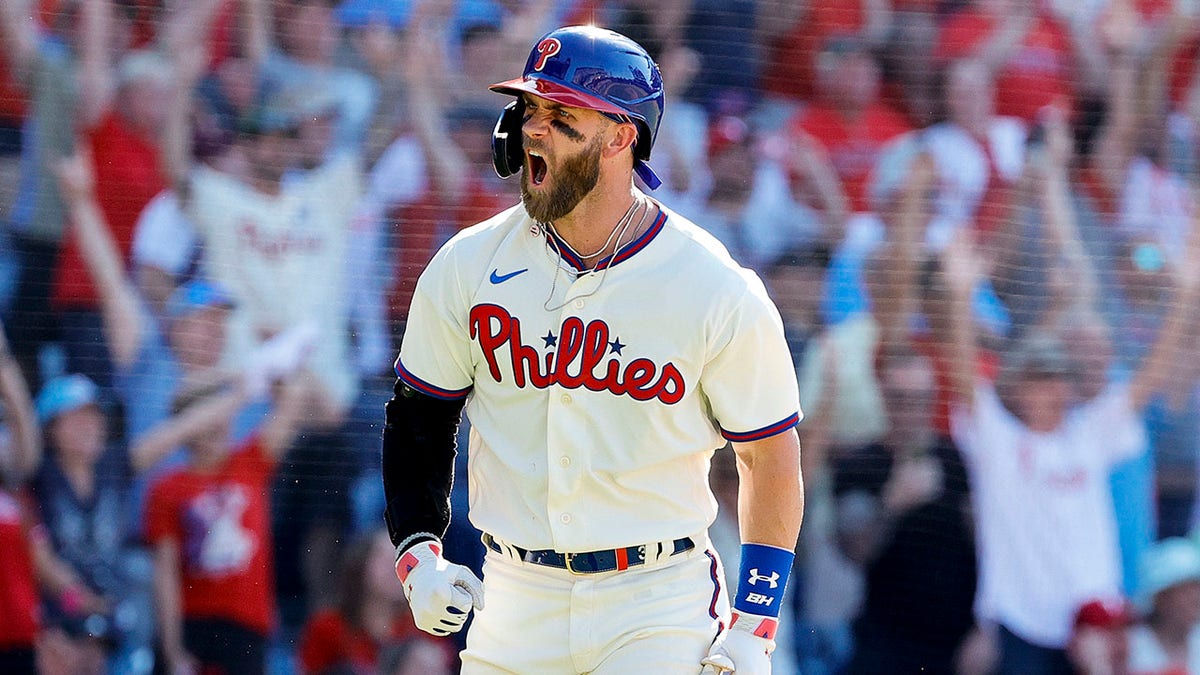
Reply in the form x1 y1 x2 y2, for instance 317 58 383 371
533 38 561 71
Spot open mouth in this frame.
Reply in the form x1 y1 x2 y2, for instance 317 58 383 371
528 151 548 186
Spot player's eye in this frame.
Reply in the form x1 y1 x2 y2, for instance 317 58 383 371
557 109 571 119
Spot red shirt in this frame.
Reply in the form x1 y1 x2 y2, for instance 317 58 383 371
52 112 166 310
389 179 508 322
0 490 39 648
761 0 863 102
789 102 912 214
0 51 27 125
913 334 1000 437
1133 0 1200 110
297 608 445 675
936 10 1074 122
144 437 277 635
126 0 237 66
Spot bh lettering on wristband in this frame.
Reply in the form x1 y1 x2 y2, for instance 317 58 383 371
732 542 794 619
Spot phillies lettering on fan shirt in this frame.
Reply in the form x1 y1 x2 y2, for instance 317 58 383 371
188 156 362 409
395 203 801 552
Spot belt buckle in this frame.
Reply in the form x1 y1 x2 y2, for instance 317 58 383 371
564 551 584 575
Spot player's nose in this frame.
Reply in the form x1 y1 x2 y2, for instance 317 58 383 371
523 111 551 140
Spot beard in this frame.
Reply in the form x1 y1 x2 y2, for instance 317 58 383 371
520 135 603 223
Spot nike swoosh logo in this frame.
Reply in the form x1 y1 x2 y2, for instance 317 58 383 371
489 268 528 284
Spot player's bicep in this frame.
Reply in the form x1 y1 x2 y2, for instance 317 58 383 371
730 429 801 474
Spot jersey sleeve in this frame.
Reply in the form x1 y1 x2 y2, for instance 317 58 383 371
395 242 475 400
185 166 239 236
700 275 802 442
132 190 197 275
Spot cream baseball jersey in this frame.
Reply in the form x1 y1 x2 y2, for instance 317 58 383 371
396 200 802 552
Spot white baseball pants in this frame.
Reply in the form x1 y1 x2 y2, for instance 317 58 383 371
460 536 730 674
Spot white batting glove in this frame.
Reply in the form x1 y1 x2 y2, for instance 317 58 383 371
395 540 484 636
700 611 777 674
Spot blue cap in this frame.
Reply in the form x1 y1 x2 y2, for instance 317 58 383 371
35 374 99 424
1137 537 1200 610
336 0 412 28
165 280 236 320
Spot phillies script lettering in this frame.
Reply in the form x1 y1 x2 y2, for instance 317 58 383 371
470 304 685 404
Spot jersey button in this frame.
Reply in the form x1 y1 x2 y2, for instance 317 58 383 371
573 299 585 309
560 393 573 405
559 456 571 468
560 513 572 524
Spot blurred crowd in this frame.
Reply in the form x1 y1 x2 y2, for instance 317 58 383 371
3 0 1200 674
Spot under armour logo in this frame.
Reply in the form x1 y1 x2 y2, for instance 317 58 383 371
747 569 780 589
533 38 561 71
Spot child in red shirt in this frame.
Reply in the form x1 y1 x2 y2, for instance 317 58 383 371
0 328 40 672
0 488 39 672
143 374 313 675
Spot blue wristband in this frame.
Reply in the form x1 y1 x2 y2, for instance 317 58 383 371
732 543 794 618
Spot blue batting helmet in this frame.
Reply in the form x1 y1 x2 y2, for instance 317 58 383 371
490 25 665 188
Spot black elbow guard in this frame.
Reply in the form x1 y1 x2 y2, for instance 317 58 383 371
381 378 466 549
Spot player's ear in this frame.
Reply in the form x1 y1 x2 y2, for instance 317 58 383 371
602 122 639 159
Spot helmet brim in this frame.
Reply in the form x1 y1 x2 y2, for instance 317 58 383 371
490 76 636 120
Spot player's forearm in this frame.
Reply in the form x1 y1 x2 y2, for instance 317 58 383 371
733 430 803 549
381 379 466 550
723 430 802 631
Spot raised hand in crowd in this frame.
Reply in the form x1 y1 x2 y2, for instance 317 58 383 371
880 452 944 516
1030 104 1101 324
0 320 39 484
942 229 987 413
401 11 472 205
875 147 936 349
0 0 38 84
162 36 211 197
1123 200 1200 413
779 128 850 242
54 148 146 371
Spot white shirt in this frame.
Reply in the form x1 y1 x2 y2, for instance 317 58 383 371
951 382 1146 647
693 161 824 272
922 118 1025 250
190 155 363 407
132 190 198 275
1120 156 1194 264
796 313 887 446
397 202 802 551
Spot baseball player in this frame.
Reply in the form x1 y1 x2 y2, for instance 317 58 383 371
381 25 804 674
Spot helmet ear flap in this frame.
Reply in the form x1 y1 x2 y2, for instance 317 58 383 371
492 100 525 179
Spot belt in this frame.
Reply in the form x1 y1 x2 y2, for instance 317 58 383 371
482 533 695 575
